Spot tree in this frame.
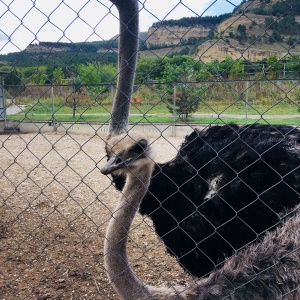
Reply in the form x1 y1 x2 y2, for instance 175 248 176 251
265 16 275 28
278 15 299 34
0 67 22 88
219 57 236 79
196 65 214 81
204 59 222 79
51 67 64 84
168 83 206 121
287 55 300 78
236 24 247 43
0 66 23 96
287 37 298 47
264 4 274 15
269 31 283 43
78 62 101 85
98 64 117 83
77 62 116 94
230 60 245 80
31 66 47 84
161 55 204 121
266 54 282 79
0 68 19 84
237 24 247 37
136 56 166 83
76 62 103 93
206 57 236 79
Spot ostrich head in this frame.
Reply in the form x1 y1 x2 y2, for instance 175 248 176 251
101 133 155 177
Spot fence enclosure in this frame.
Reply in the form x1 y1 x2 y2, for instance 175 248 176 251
1 0 300 299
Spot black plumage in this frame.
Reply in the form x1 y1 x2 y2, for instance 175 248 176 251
111 124 300 278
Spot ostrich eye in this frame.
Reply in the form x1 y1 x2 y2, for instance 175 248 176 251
130 139 148 155
138 139 148 150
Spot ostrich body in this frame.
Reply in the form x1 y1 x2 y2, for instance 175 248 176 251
105 0 300 279
102 133 300 300
110 90 300 277
135 123 300 277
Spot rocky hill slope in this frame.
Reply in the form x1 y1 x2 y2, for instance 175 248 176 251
143 0 300 62
19 0 300 63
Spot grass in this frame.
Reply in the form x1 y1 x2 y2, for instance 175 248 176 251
8 112 300 126
8 94 300 125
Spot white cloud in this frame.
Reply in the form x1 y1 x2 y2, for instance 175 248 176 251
0 0 242 54
0 31 7 41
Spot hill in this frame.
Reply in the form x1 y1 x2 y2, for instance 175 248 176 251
1 0 300 67
144 0 300 62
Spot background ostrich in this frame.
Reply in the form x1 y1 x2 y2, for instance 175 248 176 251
106 0 300 278
102 133 300 300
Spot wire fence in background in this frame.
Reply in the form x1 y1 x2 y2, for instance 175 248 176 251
1 0 300 299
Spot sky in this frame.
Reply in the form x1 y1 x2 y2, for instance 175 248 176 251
0 0 242 54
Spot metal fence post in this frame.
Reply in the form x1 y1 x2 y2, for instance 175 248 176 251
173 84 176 137
0 72 7 133
245 80 249 125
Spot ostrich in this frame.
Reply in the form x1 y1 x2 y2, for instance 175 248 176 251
102 133 300 300
105 0 300 278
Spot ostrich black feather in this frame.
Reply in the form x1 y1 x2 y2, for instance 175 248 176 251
111 124 300 278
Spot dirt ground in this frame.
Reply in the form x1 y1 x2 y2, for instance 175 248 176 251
0 132 197 300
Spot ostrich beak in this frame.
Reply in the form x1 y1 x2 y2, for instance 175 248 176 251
101 155 134 175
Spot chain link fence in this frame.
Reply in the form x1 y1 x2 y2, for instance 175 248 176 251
1 0 300 299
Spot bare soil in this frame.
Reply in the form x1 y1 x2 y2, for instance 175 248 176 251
0 132 196 300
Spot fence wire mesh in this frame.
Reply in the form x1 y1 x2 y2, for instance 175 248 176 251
1 0 300 299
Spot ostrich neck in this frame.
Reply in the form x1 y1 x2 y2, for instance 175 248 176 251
104 166 153 300
109 0 139 136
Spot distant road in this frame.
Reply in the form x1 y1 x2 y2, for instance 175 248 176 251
6 105 23 115
190 113 300 120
